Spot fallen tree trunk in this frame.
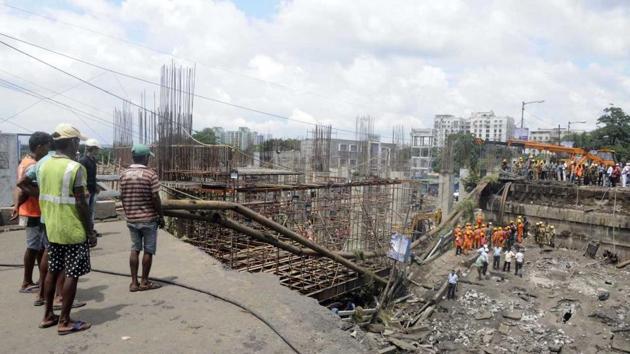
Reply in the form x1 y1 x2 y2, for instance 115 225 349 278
617 259 630 269
411 179 490 252
162 200 388 285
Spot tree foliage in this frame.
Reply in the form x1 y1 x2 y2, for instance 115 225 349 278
432 132 482 174
260 138 301 152
565 106 630 162
192 128 216 144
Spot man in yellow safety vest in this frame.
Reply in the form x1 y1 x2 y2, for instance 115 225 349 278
38 124 93 335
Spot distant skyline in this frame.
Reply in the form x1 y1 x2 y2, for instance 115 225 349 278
1 0 629 143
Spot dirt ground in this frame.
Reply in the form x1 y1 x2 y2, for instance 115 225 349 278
417 238 630 353
350 235 630 353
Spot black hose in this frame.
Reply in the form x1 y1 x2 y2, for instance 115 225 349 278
0 263 301 354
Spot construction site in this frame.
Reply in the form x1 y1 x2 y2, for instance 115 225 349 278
2 66 630 353
88 65 630 352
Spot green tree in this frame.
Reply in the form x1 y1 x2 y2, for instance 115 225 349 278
451 133 481 173
563 106 630 162
192 128 216 144
596 106 630 146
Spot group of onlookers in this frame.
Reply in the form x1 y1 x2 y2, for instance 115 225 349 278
12 123 164 335
503 157 630 187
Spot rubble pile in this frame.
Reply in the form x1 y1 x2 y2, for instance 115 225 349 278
339 245 630 353
425 289 573 353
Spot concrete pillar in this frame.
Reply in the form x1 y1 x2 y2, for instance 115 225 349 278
437 135 454 221
0 134 18 207
438 172 453 218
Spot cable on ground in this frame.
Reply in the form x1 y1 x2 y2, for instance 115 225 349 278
0 263 301 354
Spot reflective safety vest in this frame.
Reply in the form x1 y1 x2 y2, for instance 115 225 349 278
38 155 86 244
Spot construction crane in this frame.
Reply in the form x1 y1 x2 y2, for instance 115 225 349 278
506 140 616 166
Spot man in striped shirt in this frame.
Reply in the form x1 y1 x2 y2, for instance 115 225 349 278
120 144 164 292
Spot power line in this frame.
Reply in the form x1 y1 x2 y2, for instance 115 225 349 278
0 37 162 118
0 76 137 140
0 32 377 140
0 69 107 124
0 1 362 109
0 74 297 170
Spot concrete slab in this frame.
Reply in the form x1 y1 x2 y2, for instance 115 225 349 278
0 221 366 354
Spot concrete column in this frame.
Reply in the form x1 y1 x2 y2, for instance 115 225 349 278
438 172 453 218
437 135 454 221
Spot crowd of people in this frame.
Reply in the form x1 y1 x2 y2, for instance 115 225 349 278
501 157 630 187
446 212 555 299
12 123 164 335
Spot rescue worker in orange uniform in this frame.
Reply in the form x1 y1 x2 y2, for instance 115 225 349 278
463 223 473 253
517 218 524 244
491 227 499 247
497 227 506 248
473 226 482 249
454 225 463 256
475 211 484 229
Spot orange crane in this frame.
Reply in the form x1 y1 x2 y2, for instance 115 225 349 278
506 140 616 166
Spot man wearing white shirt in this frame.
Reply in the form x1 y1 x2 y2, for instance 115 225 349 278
480 246 489 276
492 246 502 270
447 270 458 300
503 248 514 272
515 249 524 277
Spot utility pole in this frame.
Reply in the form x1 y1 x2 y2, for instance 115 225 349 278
568 121 587 134
557 124 561 145
520 100 545 128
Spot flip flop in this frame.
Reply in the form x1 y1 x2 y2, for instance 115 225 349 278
34 298 45 306
53 301 86 311
39 315 59 329
58 320 91 336
19 285 39 294
139 282 162 291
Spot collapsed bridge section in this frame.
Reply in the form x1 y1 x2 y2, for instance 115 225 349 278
161 175 417 302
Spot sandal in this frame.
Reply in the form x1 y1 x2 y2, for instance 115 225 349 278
139 282 162 291
34 298 45 306
53 301 86 311
58 320 91 335
19 284 39 294
39 315 59 329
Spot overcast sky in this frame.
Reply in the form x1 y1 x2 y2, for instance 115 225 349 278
1 0 629 144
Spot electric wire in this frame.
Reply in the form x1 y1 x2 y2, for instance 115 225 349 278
0 32 386 141
1 2 363 110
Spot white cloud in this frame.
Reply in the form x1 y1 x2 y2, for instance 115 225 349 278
0 0 629 142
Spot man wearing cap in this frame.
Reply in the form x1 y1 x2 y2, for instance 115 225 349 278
38 124 93 334
120 144 164 292
79 139 101 236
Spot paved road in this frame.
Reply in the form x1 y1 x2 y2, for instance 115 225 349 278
0 221 365 354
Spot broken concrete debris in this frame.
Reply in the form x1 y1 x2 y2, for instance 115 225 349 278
340 241 630 353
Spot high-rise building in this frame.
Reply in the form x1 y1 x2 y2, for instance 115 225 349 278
469 111 515 142
410 128 434 178
433 112 516 147
212 126 258 150
433 114 469 147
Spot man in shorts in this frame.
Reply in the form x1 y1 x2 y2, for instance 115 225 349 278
12 132 52 294
120 144 164 292
37 124 92 334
